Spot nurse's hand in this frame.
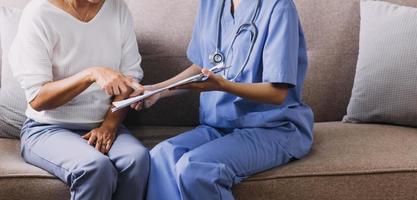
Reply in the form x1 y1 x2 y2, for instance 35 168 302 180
82 126 117 154
173 68 227 92
130 85 161 111
87 67 138 96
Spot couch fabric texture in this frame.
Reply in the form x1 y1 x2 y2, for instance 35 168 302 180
343 0 417 127
1 0 417 199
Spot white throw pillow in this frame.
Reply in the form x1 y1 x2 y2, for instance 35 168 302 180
0 7 26 139
343 0 417 127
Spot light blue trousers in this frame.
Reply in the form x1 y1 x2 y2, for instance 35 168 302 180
146 125 294 200
20 119 149 200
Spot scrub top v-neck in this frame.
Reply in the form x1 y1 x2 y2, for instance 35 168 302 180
186 0 314 158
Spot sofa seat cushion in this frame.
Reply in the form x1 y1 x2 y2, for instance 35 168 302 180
234 122 417 200
0 126 192 200
0 126 192 176
0 138 69 200
2 122 417 200
247 122 417 180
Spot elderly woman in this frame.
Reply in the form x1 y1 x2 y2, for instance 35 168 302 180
9 0 149 199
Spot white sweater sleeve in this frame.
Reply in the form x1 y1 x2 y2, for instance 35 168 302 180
9 11 52 103
119 1 143 82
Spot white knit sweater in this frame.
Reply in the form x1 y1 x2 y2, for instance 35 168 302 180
9 0 143 127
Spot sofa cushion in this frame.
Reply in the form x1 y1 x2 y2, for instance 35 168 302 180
2 122 417 200
236 122 417 199
0 125 193 200
343 0 417 127
0 138 70 200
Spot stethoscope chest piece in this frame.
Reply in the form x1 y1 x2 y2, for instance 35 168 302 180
209 51 225 65
209 0 261 81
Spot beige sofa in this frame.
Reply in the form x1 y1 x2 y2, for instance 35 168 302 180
2 0 417 199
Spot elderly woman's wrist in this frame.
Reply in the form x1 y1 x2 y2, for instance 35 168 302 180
100 123 118 133
83 68 97 83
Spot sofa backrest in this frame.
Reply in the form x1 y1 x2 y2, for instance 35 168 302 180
1 0 417 126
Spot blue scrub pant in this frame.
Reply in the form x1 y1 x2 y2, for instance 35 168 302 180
20 119 149 200
146 125 294 200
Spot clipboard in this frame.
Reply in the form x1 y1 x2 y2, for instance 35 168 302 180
111 63 224 112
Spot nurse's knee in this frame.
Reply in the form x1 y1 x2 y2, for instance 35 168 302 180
175 152 234 187
150 140 175 159
175 153 210 185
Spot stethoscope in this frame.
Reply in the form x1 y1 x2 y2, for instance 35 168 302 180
209 0 262 82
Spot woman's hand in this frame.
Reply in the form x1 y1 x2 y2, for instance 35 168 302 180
87 67 137 96
173 68 228 92
130 85 161 111
82 126 117 154
82 81 140 154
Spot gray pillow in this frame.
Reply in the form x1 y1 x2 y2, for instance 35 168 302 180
343 0 417 127
0 7 26 139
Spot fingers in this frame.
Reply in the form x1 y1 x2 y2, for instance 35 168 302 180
82 132 91 140
93 134 109 154
202 68 213 76
100 140 107 154
85 130 115 154
129 87 144 98
125 78 142 91
95 139 102 152
131 101 144 110
112 83 121 96
94 68 139 96
88 134 97 146
118 84 128 96
104 85 114 96
144 98 155 109
117 78 134 95
130 99 154 110
105 137 115 154
102 75 136 97
95 136 107 154
127 80 144 98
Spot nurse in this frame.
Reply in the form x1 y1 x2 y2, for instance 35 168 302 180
134 0 314 199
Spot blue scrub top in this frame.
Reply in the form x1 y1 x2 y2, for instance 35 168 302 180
187 0 314 157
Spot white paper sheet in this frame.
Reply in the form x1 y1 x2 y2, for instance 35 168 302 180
111 63 225 112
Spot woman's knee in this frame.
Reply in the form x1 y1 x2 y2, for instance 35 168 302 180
134 146 150 171
75 154 118 186
117 145 150 175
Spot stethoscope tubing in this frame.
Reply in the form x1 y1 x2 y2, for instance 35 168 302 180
224 23 258 81
213 0 262 81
